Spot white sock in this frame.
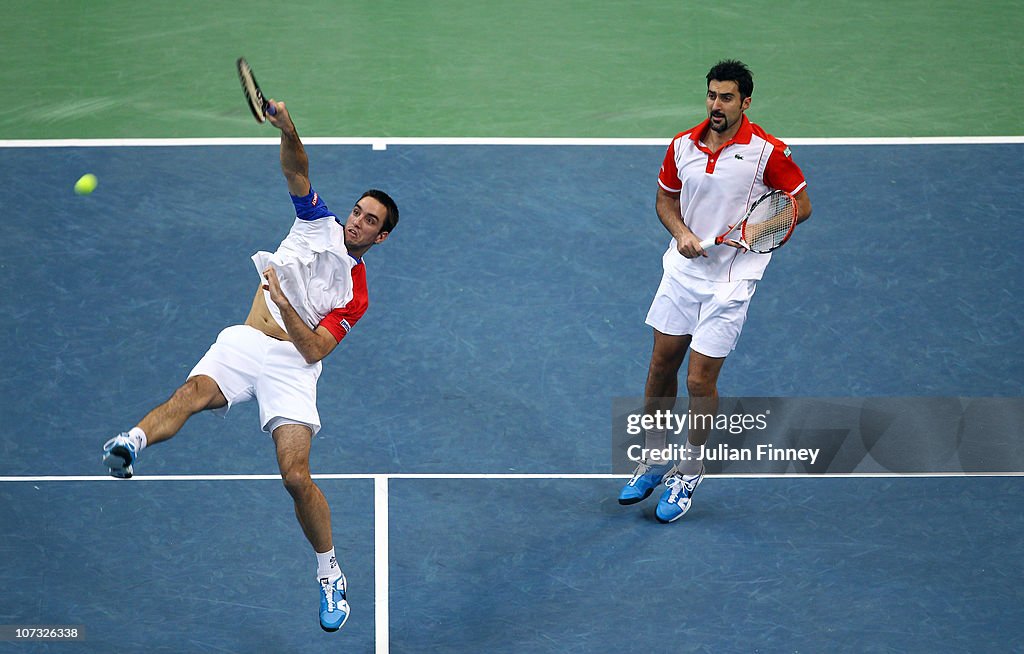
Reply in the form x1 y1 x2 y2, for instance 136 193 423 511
676 441 704 476
316 548 341 581
643 428 668 465
128 427 148 453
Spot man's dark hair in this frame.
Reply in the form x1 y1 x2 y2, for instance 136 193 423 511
361 189 399 234
706 60 754 99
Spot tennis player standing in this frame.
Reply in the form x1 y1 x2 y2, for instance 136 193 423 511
617 60 812 522
101 99 399 631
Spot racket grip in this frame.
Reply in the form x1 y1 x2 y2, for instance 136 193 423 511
265 102 277 116
698 237 715 250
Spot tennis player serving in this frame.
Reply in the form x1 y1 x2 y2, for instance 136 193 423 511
617 60 812 522
102 98 399 631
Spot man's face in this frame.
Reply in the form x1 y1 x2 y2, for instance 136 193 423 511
344 196 389 250
706 79 750 134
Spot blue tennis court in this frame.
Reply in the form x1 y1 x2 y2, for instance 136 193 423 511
0 140 1022 652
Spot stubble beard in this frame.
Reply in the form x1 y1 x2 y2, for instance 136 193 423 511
709 113 729 133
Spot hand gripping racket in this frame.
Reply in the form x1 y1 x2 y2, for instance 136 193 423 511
237 57 277 123
699 189 798 254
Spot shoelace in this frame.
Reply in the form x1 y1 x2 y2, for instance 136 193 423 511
320 578 336 612
627 462 653 486
102 436 134 462
664 475 694 503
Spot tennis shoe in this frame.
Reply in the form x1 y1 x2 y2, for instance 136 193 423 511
618 460 676 505
102 433 137 479
655 466 704 523
319 573 350 632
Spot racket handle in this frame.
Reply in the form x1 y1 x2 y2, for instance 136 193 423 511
698 237 715 250
265 102 277 116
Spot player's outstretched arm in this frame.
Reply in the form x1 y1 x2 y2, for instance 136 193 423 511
266 100 312 198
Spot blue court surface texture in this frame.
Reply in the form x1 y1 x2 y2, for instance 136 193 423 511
1 141 1023 652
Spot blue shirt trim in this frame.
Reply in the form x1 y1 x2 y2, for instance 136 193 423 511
290 187 334 221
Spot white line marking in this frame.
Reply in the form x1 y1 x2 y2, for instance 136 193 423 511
0 472 1020 482
374 476 389 654
5 468 1017 650
0 136 1022 148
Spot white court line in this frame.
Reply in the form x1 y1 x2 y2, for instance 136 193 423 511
0 472 1021 482
0 136 1023 148
3 469 1018 651
374 477 389 654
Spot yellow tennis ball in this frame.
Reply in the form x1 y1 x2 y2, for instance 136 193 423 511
74 173 98 195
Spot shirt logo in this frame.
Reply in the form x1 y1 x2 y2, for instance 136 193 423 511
783 147 792 158
734 154 744 160
340 319 352 333
311 192 319 206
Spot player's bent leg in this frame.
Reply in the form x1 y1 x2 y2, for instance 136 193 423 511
103 375 228 478
272 423 349 632
644 329 691 407
619 330 691 505
273 423 333 551
684 350 726 448
139 375 228 446
653 349 725 522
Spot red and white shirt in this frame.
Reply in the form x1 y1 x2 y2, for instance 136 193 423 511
252 213 368 344
319 259 367 342
658 115 806 282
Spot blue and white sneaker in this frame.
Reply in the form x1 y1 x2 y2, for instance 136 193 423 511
319 573 350 632
102 433 138 479
655 466 704 523
618 460 676 505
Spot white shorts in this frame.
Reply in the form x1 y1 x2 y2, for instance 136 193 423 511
188 325 323 436
645 272 757 358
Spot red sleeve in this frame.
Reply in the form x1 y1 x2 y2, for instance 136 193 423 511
318 262 368 343
658 135 683 193
763 141 807 195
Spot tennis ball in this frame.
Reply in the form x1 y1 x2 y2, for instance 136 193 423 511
74 173 98 195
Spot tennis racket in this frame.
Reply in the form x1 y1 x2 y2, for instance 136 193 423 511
237 57 277 123
699 189 798 254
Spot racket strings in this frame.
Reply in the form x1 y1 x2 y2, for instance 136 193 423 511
743 193 796 253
